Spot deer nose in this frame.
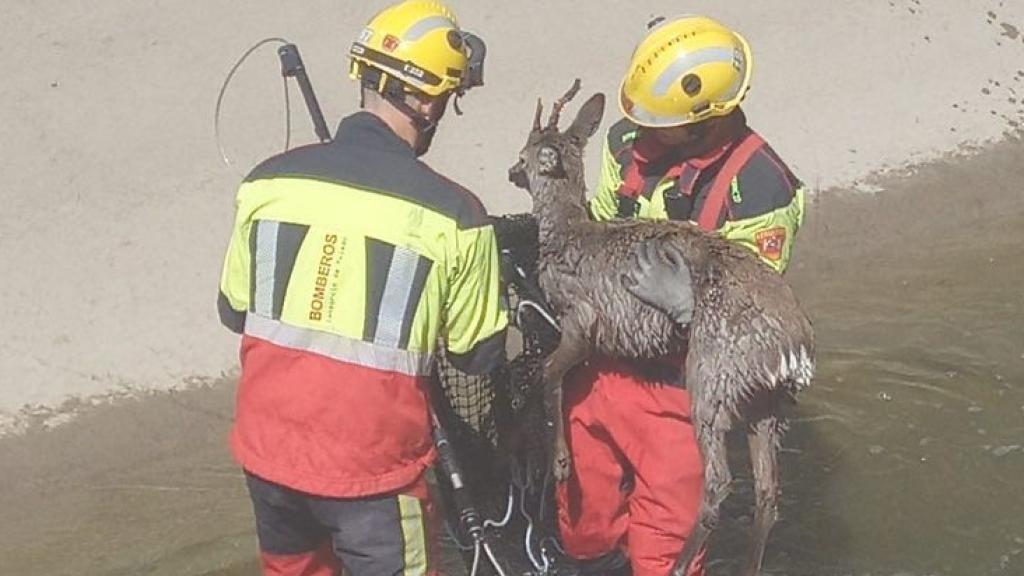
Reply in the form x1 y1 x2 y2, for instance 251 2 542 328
508 161 529 189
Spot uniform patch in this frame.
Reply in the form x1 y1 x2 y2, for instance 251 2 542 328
755 227 786 261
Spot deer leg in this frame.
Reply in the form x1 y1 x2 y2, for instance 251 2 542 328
741 416 781 576
671 426 731 576
542 321 590 482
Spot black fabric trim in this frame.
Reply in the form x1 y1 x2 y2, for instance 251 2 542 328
447 328 507 375
678 165 700 195
762 143 801 186
245 112 490 230
730 147 799 219
273 223 309 320
664 165 700 221
349 43 443 87
244 471 407 572
663 188 695 221
327 493 405 575
616 195 638 218
607 117 638 157
686 132 751 225
398 257 434 349
363 238 396 342
639 171 664 200
218 291 246 334
248 222 259 312
244 473 322 554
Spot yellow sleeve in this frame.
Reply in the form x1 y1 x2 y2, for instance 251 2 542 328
719 187 806 273
444 223 509 374
587 137 624 222
217 189 253 333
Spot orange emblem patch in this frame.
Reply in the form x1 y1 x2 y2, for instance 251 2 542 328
382 34 400 52
755 227 786 262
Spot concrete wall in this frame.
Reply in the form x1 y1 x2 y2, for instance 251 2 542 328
1 0 1022 432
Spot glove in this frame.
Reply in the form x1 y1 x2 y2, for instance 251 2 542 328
621 240 695 326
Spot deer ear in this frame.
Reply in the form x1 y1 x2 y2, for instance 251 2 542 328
567 93 606 143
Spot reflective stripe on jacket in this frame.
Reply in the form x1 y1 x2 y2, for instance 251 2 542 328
217 112 508 498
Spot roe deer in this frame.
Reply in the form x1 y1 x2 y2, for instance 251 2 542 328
507 80 815 576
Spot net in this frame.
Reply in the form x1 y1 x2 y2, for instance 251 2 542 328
432 213 579 575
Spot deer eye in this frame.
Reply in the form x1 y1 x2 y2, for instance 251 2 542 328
537 146 560 174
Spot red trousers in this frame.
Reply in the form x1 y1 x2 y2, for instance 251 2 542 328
556 358 706 576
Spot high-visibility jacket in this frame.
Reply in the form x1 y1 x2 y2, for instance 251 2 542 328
588 115 806 272
217 112 508 498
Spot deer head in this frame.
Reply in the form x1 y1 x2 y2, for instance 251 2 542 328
508 79 606 199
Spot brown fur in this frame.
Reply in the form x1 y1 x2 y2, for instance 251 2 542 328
508 80 815 576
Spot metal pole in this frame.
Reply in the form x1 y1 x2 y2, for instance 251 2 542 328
277 43 333 144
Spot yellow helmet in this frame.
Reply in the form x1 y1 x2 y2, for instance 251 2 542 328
349 1 484 98
619 15 753 128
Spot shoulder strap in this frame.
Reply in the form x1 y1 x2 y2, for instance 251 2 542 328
696 132 765 231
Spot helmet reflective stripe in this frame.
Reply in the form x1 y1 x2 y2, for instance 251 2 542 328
652 46 736 96
403 15 456 41
622 99 694 128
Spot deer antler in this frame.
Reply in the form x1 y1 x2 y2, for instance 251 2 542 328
546 78 582 130
533 98 543 132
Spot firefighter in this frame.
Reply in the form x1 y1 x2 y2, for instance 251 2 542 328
216 2 505 575
557 15 806 576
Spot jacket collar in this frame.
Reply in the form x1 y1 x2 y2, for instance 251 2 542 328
333 111 415 158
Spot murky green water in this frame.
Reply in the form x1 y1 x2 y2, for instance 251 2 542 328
732 141 1024 575
720 229 1024 576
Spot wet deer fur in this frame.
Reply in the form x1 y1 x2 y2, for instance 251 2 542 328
507 80 815 576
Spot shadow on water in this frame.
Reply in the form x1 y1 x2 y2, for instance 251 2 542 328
1 139 1022 576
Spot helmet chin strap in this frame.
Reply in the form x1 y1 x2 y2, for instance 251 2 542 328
360 68 439 156
383 90 435 132
383 91 439 156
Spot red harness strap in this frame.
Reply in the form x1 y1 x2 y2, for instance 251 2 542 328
695 132 764 231
616 136 667 200
617 132 765 227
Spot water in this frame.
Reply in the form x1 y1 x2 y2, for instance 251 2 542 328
734 254 1024 575
738 138 1024 576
